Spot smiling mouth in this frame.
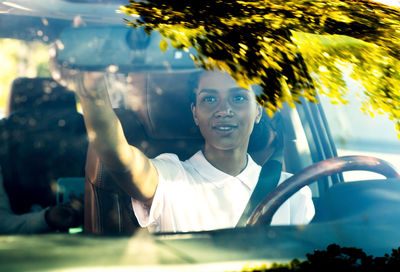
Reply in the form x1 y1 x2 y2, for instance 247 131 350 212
212 124 238 131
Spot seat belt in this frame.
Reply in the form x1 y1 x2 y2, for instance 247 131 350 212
236 158 282 227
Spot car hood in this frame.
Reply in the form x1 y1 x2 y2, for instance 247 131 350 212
1 219 400 271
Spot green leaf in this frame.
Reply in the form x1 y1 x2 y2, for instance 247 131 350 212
159 39 168 52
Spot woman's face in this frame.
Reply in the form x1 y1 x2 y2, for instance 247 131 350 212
191 72 262 154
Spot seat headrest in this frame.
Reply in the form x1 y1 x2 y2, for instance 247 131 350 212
125 72 202 141
7 77 76 116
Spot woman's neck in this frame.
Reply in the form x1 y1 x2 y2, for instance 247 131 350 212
202 146 248 176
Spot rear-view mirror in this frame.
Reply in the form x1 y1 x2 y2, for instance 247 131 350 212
54 26 197 72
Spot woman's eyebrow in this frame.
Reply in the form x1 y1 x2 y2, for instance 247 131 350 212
198 89 218 95
197 88 249 95
229 87 249 93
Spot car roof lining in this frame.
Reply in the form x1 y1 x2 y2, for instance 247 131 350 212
0 0 125 22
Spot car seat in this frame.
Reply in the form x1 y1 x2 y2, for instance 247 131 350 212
84 72 283 234
0 77 88 214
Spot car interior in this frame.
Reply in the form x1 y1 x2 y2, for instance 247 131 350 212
82 71 284 234
10 23 398 235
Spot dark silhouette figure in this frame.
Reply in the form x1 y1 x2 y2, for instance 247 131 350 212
0 77 88 232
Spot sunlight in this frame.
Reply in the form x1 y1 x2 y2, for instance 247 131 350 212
2 1 33 11
373 0 400 7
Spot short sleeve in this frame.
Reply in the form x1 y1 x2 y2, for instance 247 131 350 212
290 185 315 224
131 153 182 229
279 172 315 224
272 172 315 225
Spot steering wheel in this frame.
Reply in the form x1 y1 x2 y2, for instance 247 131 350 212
246 155 400 226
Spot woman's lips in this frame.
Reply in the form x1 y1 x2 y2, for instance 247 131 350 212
212 124 238 132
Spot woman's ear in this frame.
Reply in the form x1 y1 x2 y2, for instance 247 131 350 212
191 102 199 125
255 104 263 124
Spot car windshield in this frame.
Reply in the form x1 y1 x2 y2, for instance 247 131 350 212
1 0 400 270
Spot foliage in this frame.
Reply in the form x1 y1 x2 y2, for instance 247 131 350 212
0 39 50 113
294 32 400 134
120 0 400 134
240 244 400 271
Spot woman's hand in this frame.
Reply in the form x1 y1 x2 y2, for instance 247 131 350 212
49 49 109 102
76 71 109 101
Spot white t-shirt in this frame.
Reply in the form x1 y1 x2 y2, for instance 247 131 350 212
132 151 315 233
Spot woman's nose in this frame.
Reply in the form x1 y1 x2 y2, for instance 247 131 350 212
214 100 233 117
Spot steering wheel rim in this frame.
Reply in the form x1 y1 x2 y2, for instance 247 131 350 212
246 155 400 227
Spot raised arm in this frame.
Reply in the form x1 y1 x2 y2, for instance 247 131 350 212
62 71 158 202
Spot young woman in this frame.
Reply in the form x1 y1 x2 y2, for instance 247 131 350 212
63 70 314 232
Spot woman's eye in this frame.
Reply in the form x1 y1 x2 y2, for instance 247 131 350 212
202 96 216 103
233 95 247 102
